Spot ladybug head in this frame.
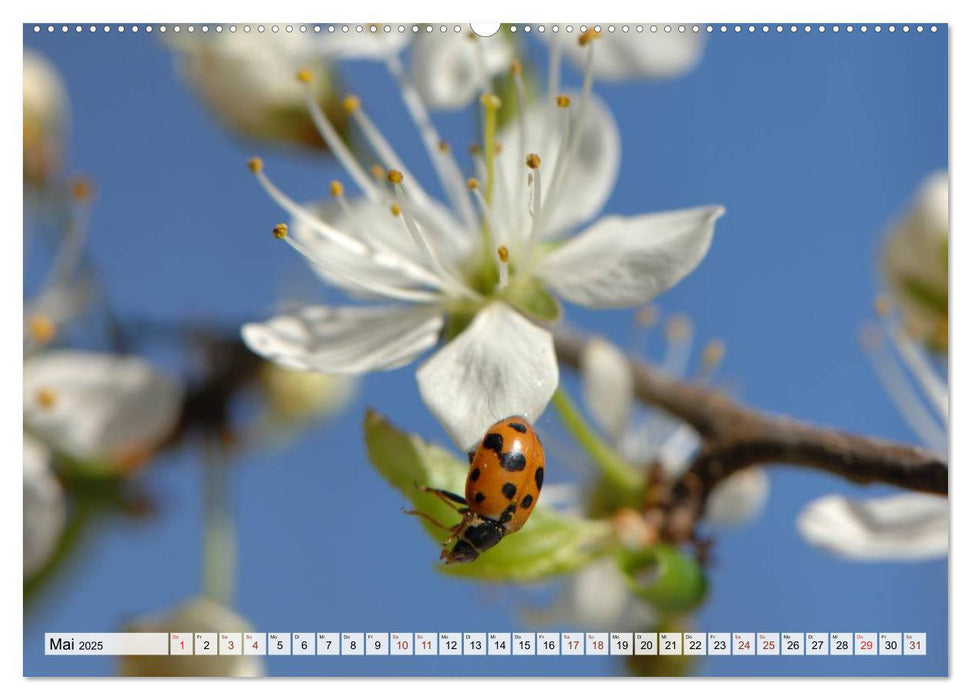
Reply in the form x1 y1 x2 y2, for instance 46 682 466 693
442 515 505 564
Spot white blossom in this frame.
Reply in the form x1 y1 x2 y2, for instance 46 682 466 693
411 33 513 110
881 171 948 351
23 50 68 186
580 323 767 526
545 29 705 81
119 598 263 677
170 32 340 149
258 362 358 424
797 493 947 561
23 350 184 473
23 436 65 578
242 35 722 449
796 175 949 562
526 557 657 631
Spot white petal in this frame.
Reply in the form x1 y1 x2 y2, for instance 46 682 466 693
173 32 334 145
796 493 948 561
705 468 769 526
881 170 949 343
539 205 724 309
580 336 633 443
120 598 263 677
292 196 469 299
23 351 184 466
315 31 411 60
416 303 558 450
242 304 444 375
23 435 65 578
495 91 620 238
411 34 512 110
526 558 657 630
547 32 705 80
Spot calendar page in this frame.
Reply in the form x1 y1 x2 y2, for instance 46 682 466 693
21 17 948 680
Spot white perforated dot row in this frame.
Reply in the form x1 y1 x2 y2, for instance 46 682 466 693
30 23 940 35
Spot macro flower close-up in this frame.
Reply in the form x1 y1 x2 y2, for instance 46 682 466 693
241 31 723 448
21 20 949 681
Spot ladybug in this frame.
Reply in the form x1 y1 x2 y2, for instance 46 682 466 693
406 416 545 564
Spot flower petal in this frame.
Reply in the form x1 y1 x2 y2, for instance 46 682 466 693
120 598 264 677
796 493 948 561
242 304 444 374
539 205 724 309
705 468 769 526
315 30 411 60
23 435 65 578
291 196 470 300
580 336 633 443
411 34 512 110
23 351 183 467
416 303 558 450
547 32 705 80
172 32 337 148
495 91 620 239
524 557 658 630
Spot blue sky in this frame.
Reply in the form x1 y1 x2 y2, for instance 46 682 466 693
23 25 947 677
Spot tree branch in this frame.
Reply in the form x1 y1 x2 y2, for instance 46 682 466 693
553 327 947 539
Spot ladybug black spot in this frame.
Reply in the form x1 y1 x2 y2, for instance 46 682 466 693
535 467 544 490
501 482 517 499
500 451 527 471
507 422 528 433
482 433 504 457
470 468 481 482
500 504 517 523
521 494 534 509
474 492 486 504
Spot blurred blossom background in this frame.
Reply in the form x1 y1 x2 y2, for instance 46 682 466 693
23 25 946 677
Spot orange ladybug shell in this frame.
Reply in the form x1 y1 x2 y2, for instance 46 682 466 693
465 416 545 534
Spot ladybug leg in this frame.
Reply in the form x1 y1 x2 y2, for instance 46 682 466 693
401 508 456 533
416 484 468 512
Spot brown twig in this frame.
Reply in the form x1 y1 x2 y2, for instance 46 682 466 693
553 327 948 541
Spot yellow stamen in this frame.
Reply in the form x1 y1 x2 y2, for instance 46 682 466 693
875 295 892 317
636 305 658 328
35 387 57 410
480 93 502 110
666 315 692 342
469 143 482 156
390 203 402 217
578 28 602 46
467 177 480 190
70 175 94 201
296 68 314 84
437 140 451 153
342 95 361 113
556 94 571 108
247 157 264 174
526 153 541 170
509 60 523 76
329 180 344 197
387 169 404 185
370 164 386 181
28 314 57 345
703 339 726 369
497 245 509 263
272 223 289 240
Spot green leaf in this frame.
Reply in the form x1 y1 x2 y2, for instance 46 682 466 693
619 545 708 613
363 409 468 541
364 410 615 582
441 506 615 582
